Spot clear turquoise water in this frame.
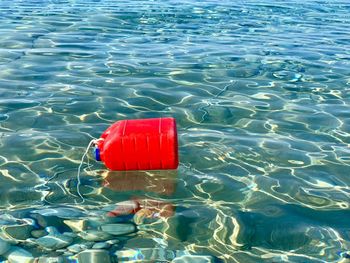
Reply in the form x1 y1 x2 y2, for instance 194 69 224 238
0 0 349 262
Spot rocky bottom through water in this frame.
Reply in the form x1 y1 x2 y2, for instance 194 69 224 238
0 201 218 263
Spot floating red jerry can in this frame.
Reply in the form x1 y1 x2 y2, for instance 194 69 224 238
94 117 179 171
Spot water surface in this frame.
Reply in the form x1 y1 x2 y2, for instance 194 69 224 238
0 0 349 262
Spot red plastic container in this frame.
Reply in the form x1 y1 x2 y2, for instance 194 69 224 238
94 117 179 171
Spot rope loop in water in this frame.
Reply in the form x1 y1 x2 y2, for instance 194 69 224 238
76 138 100 204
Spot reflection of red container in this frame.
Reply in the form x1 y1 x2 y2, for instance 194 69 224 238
94 117 178 171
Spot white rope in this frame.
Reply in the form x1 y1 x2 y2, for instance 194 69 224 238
76 138 100 204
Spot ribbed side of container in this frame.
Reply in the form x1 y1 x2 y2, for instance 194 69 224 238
99 118 178 171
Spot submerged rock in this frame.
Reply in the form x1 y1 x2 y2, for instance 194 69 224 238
37 256 69 263
63 251 74 257
4 246 34 263
63 217 124 233
0 238 11 255
115 248 176 262
78 230 113 242
66 241 94 253
35 227 73 250
100 223 136 236
80 242 94 250
29 213 64 229
67 243 83 254
114 248 208 262
0 224 34 241
31 207 86 219
62 232 77 238
107 239 120 245
92 242 111 249
63 219 87 232
78 249 111 263
31 229 47 239
172 255 215 263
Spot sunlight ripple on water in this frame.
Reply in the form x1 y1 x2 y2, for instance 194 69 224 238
0 0 349 262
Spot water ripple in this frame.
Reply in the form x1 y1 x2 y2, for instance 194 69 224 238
0 0 349 261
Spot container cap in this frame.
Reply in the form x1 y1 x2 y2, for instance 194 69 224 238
94 147 101 161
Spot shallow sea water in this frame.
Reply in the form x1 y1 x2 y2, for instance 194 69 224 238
0 0 350 262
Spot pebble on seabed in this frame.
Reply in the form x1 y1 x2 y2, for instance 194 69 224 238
63 219 87 232
78 230 113 241
106 239 120 245
67 243 84 254
66 241 94 254
0 238 11 255
31 208 86 219
92 241 111 249
3 246 34 263
100 223 136 236
35 227 73 250
1 224 34 241
78 249 111 263
31 229 47 239
172 255 215 263
37 256 68 263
